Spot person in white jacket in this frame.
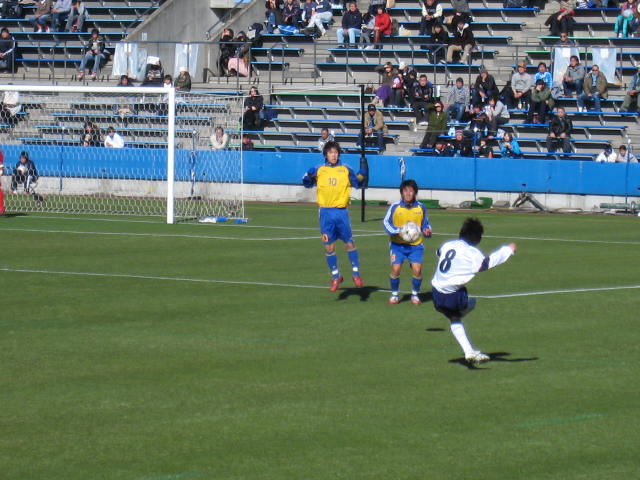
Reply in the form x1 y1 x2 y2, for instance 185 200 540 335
104 126 124 148
595 145 617 163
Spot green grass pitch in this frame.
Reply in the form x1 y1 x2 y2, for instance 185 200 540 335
1 203 639 479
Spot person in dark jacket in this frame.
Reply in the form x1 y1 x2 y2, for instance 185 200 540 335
77 28 105 80
282 0 301 26
11 151 39 194
432 139 454 156
81 121 102 147
243 86 264 131
0 27 16 73
471 67 497 106
446 20 475 64
546 106 572 153
420 102 448 148
218 28 235 76
265 0 284 33
410 75 435 125
429 23 449 63
336 1 363 47
448 130 473 157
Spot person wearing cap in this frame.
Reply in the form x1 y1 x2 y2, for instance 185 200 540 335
419 101 447 148
104 126 124 148
445 77 470 122
620 64 640 112
546 107 572 153
562 55 585 97
446 20 475 64
577 64 608 112
410 74 435 125
432 139 454 156
511 61 533 109
11 151 39 195
596 145 617 162
419 0 443 36
616 145 638 163
336 1 362 47
527 78 554 124
358 104 387 152
448 130 472 157
174 66 192 92
471 67 497 106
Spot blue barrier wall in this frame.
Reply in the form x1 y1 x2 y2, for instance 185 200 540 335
2 145 640 196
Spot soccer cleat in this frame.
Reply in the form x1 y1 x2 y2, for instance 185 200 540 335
388 295 399 304
352 275 363 288
329 275 343 292
465 350 490 366
410 295 422 306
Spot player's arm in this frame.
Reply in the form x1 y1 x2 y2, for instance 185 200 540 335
302 167 318 188
382 204 400 235
420 204 432 237
346 165 366 189
478 243 517 272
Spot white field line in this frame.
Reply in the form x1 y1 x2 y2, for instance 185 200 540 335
1 266 639 299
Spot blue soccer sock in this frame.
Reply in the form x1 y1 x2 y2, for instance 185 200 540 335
347 248 361 276
389 275 400 296
325 251 340 279
411 276 422 296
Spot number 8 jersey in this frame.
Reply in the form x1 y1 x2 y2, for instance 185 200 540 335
431 239 514 294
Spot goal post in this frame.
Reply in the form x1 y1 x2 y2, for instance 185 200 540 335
0 84 245 224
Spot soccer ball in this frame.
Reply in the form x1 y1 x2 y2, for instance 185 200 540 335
17 164 28 174
400 221 421 243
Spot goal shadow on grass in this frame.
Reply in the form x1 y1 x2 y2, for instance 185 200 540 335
449 352 540 370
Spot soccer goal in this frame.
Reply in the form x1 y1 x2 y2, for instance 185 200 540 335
0 84 245 223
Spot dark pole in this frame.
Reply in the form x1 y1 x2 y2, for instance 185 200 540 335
359 83 369 222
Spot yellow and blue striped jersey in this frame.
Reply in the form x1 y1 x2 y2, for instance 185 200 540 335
383 199 431 245
303 162 360 208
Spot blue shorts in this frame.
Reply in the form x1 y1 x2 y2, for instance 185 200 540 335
389 241 424 265
319 207 353 245
431 287 469 319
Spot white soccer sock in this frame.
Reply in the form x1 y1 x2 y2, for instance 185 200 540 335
450 322 474 356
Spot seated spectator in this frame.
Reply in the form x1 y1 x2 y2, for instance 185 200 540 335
337 2 362 47
117 74 133 86
527 79 554 124
359 12 375 48
300 0 315 29
545 0 575 36
241 134 255 150
429 23 449 63
432 139 454 156
486 96 510 138
26 0 52 33
620 64 640 112
546 107 572 153
265 0 284 34
500 132 522 158
445 77 470 122
420 101 448 148
446 20 475 64
283 0 302 27
66 0 86 32
511 61 533 109
372 61 396 106
402 68 418 100
614 0 636 38
243 86 264 131
358 104 387 153
318 127 335 151
554 31 574 46
218 28 235 76
465 107 490 142
419 0 443 35
471 67 497 106
562 55 585 97
595 145 617 162
104 126 124 148
302 0 333 38
0 0 23 19
81 121 101 147
477 138 494 158
577 64 607 112
448 130 472 157
534 62 552 89
77 29 106 81
174 66 192 92
11 151 39 195
51 0 72 32
0 28 16 73
116 75 136 118
210 126 229 150
389 62 406 107
142 57 164 85
372 5 391 47
410 74 435 125
616 145 638 163
448 0 472 32
1 88 21 125
368 0 385 16
227 31 251 77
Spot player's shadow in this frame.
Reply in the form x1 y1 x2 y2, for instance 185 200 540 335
2 213 27 218
396 291 433 304
449 352 539 370
337 285 379 302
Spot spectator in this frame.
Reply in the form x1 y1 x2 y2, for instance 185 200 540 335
410 74 435 125
595 145 617 162
302 0 333 38
527 79 554 124
614 0 636 38
562 55 585 97
358 104 387 153
577 64 607 112
227 31 252 77
616 145 638 163
429 23 449 63
372 61 396 106
241 134 254 150
554 31 574 46
174 66 192 92
465 106 490 143
337 2 362 47
0 0 22 19
210 126 229 150
511 61 533 109
419 0 443 35
546 107 572 153
0 88 21 125
448 130 472 157
620 64 640 112
283 0 301 27
446 20 475 64
0 28 16 73
117 74 133 86
545 0 576 36
116 75 136 118
359 12 375 48
218 28 235 76
477 138 494 158
471 67 497 106
402 68 418 99
265 0 284 33
318 127 335 151
420 101 448 148
65 0 86 32
486 96 510 139
500 132 522 158
389 62 406 107
368 0 385 16
445 77 470 122
243 86 264 131
11 151 39 195
534 62 552 89
448 0 472 31
372 5 391 47
300 0 315 29
77 28 105 81
26 0 52 33
81 121 101 147
432 139 454 156
142 57 164 85
51 0 72 32
104 127 124 148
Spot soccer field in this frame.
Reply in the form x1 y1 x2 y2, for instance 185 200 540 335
1 204 639 480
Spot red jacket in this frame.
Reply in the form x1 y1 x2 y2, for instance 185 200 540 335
375 12 392 35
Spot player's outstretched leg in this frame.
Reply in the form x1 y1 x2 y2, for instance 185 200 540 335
450 320 489 366
346 245 363 287
388 274 400 304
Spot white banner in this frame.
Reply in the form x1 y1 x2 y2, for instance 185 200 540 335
591 47 617 84
112 43 148 80
173 43 199 77
552 47 580 86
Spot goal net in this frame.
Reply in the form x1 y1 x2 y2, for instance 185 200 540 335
0 85 245 223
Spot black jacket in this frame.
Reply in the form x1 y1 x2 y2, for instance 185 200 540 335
549 114 572 136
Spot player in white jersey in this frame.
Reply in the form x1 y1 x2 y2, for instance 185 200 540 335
431 218 517 366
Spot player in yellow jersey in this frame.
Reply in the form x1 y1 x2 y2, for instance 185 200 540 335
382 180 432 305
303 141 366 292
